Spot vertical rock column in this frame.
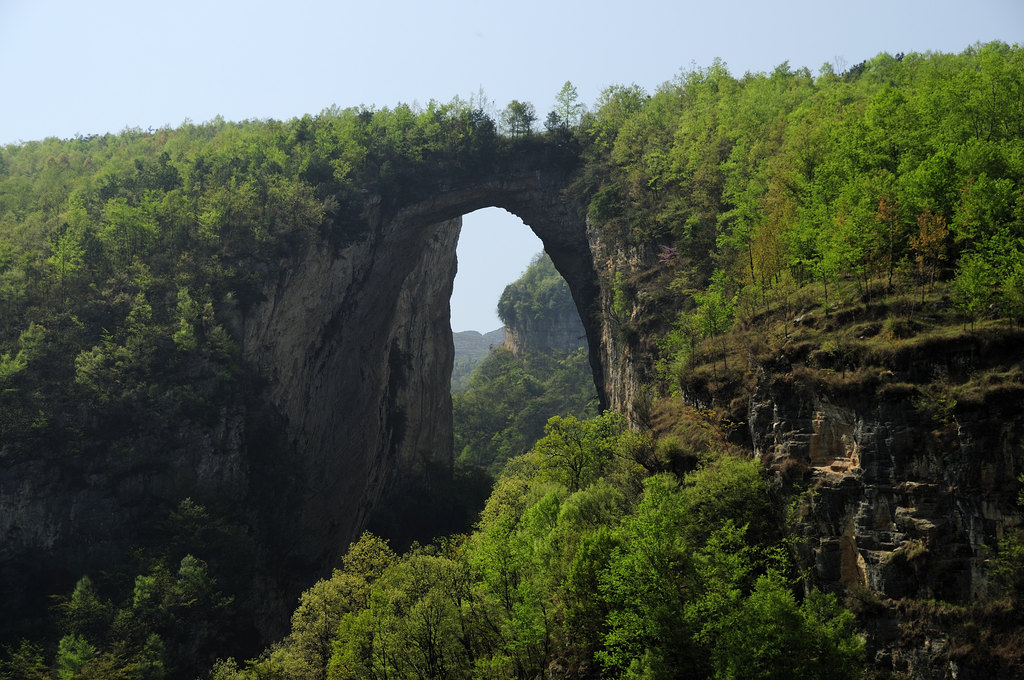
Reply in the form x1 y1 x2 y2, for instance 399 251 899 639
240 215 460 587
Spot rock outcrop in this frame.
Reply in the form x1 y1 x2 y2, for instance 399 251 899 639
503 307 586 357
749 359 1022 602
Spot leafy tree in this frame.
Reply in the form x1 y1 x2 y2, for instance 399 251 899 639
56 576 113 643
500 100 537 137
587 84 649 151
55 634 96 680
330 550 472 680
953 251 998 329
0 323 45 383
875 195 904 293
99 195 157 264
598 473 703 677
1000 256 1024 326
47 224 84 304
0 641 50 680
710 575 863 680
546 81 584 131
990 474 1024 602
909 208 949 301
530 412 625 492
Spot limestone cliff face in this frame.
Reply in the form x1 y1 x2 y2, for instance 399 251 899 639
503 311 586 356
748 360 1022 603
238 213 459 582
747 355 1024 676
587 230 661 421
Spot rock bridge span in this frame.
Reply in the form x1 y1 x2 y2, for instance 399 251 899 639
0 140 621 645
239 143 607 583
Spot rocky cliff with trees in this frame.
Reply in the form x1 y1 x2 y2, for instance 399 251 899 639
2 42 1024 679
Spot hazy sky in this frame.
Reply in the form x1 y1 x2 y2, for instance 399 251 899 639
2 1 1020 331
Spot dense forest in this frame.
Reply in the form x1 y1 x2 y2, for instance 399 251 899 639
454 252 597 476
2 42 1024 678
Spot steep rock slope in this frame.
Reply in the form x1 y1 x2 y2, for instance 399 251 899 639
238 215 461 585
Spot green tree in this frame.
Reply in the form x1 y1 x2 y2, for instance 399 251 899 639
57 576 114 642
711 576 864 680
530 412 625 492
281 573 369 680
0 323 46 383
500 100 537 137
99 196 157 264
47 225 84 305
990 474 1024 601
0 641 50 680
546 81 584 131
330 551 472 680
598 473 703 678
909 208 949 301
55 634 96 680
691 271 737 374
953 251 998 329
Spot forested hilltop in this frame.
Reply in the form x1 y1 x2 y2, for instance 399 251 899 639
2 42 1024 679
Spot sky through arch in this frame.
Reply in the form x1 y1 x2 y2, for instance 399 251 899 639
452 208 543 333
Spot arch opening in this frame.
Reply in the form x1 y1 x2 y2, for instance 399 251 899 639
370 203 600 545
451 207 542 334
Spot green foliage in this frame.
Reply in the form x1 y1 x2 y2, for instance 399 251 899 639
953 251 999 328
0 640 50 680
212 415 865 680
659 270 737 385
529 412 632 491
0 322 45 382
573 43 1024 351
452 346 597 474
501 100 537 137
56 576 113 642
496 252 577 327
991 474 1024 602
55 634 95 680
456 251 597 475
7 500 251 680
710 577 863 680
546 81 585 132
612 271 632 322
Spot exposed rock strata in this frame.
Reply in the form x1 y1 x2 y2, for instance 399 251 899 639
749 362 1021 602
239 216 461 583
503 308 587 356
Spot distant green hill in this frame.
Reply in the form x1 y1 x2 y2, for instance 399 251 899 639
451 327 504 391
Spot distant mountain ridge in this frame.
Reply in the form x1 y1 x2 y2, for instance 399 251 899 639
451 327 505 391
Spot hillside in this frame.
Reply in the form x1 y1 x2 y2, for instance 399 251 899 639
0 42 1023 679
451 327 504 391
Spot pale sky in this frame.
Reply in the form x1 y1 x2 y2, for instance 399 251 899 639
2 0 1021 331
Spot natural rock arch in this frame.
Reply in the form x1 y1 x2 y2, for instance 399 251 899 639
238 142 606 597
0 138 624 646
